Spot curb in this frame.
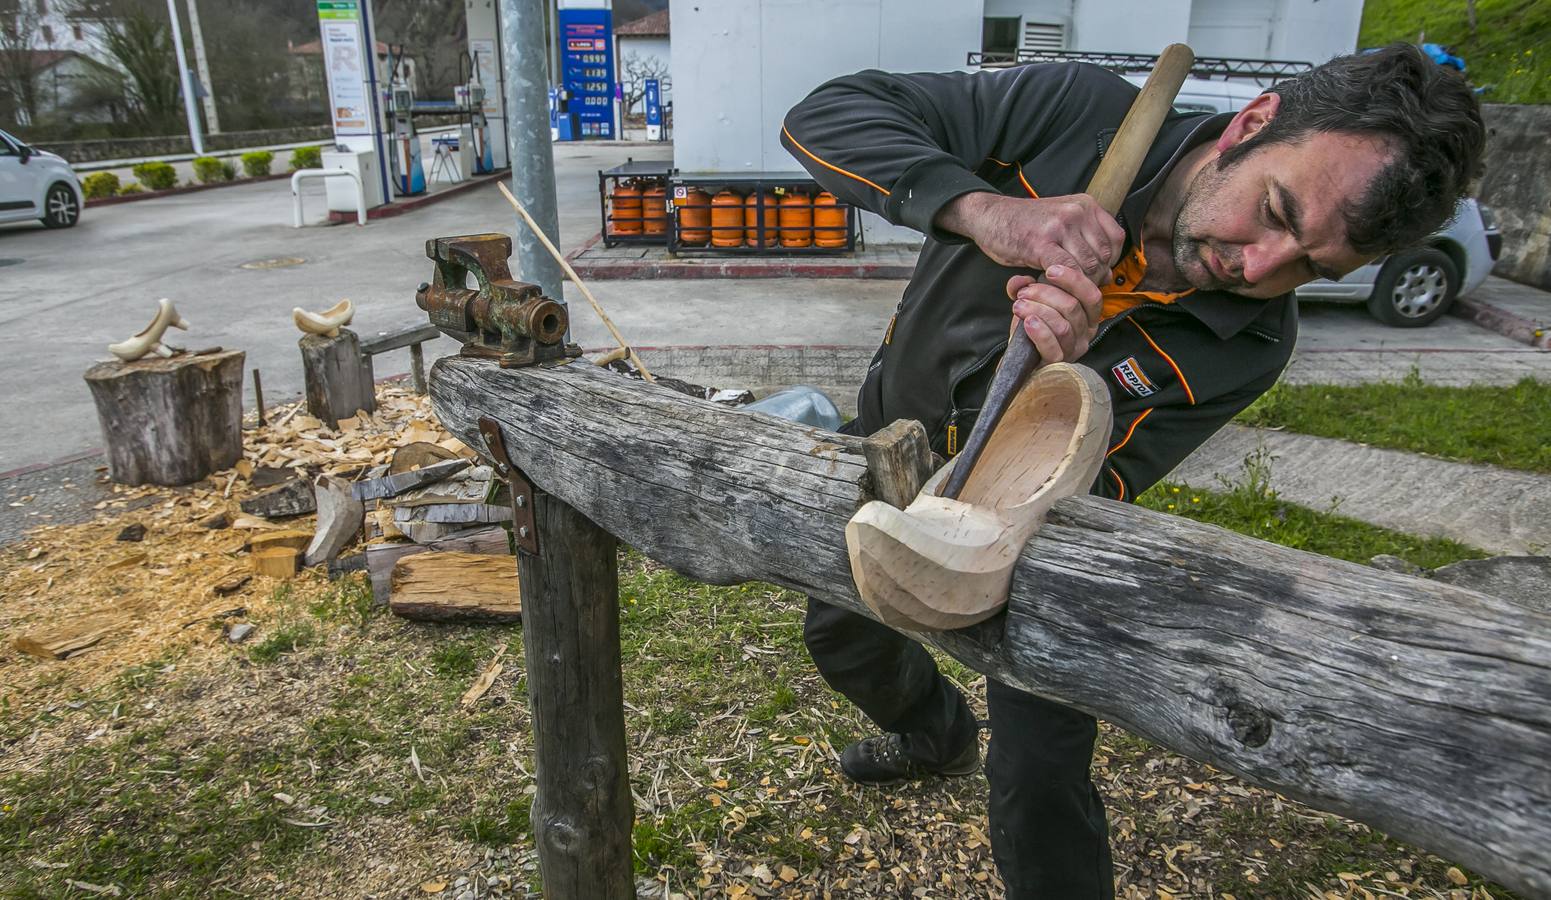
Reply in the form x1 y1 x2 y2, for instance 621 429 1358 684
565 233 917 281
85 170 294 207
1451 294 1550 349
326 170 509 223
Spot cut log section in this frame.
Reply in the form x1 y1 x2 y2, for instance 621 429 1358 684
389 551 522 623
251 546 301 578
428 356 1551 897
365 526 511 604
848 363 1112 631
83 349 245 486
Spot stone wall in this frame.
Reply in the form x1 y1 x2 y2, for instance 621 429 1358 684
1479 104 1551 290
34 125 333 165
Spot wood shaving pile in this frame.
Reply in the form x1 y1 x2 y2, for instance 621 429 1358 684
0 386 457 704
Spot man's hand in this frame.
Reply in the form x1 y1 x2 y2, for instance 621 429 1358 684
936 191 1126 286
1005 266 1104 363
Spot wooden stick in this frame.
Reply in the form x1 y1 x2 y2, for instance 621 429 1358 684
252 367 266 425
496 181 656 383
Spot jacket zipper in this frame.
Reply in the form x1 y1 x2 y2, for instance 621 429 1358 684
941 343 1006 456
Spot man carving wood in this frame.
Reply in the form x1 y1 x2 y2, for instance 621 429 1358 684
780 44 1485 898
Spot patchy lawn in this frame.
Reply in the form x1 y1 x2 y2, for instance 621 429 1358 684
1235 376 1551 475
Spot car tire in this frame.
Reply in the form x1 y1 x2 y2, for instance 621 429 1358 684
1366 247 1458 327
40 182 80 229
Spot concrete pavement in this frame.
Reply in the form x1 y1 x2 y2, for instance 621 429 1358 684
3 139 1551 555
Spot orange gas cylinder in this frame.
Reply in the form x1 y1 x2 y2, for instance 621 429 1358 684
610 180 643 235
642 182 667 235
779 190 812 248
678 187 712 245
711 189 745 247
744 191 776 247
813 191 847 247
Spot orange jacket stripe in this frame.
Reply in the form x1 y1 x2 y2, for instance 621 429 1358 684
1016 163 1039 198
1107 467 1127 502
1108 407 1152 457
1127 320 1196 405
781 125 891 197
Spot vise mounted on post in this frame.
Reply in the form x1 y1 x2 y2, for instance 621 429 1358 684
416 233 582 368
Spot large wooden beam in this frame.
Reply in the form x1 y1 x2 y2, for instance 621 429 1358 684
430 355 1551 898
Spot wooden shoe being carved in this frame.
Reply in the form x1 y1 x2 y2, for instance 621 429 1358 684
846 363 1113 632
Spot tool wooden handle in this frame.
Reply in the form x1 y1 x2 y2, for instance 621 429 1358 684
940 44 1195 502
1086 43 1195 215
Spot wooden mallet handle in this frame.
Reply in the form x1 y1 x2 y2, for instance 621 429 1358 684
940 43 1195 501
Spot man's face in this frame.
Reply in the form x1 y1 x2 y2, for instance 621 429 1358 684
1170 98 1393 300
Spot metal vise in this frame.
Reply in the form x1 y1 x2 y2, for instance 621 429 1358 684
416 233 581 368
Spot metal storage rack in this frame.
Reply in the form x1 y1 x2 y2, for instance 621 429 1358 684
598 159 673 248
966 49 1312 85
665 171 858 257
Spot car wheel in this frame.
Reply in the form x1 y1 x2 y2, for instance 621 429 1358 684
1366 247 1458 327
40 182 80 229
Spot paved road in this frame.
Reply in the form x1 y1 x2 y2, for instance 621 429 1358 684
2 141 1548 471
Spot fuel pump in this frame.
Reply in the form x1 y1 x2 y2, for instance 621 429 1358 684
387 45 426 196
459 51 495 175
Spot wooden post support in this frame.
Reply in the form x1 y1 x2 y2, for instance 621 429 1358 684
517 491 633 899
84 349 245 486
299 328 375 427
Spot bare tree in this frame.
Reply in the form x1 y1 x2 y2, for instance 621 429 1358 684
618 50 669 115
0 0 47 125
99 5 178 131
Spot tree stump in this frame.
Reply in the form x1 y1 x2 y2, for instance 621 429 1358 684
83 349 245 486
299 328 375 428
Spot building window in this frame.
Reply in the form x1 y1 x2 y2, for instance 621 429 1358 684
982 17 1019 56
40 22 52 43
37 0 47 14
72 23 82 40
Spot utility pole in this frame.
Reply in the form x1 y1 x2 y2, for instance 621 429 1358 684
164 0 204 156
184 0 219 134
500 0 565 306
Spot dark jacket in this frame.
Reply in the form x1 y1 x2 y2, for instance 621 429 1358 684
780 62 1297 501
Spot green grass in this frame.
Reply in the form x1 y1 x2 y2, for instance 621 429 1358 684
1359 0 1550 103
1139 446 1486 569
1236 376 1551 475
0 490 1506 897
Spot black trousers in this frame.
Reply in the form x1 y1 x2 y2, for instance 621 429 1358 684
809 423 1113 898
804 598 1114 898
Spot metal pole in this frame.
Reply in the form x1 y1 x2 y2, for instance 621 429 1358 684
499 0 565 307
184 0 220 134
164 0 204 156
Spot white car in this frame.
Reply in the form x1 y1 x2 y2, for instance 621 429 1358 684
1127 74 1503 326
0 127 83 229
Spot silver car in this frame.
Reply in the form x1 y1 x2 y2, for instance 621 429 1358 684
0 127 84 229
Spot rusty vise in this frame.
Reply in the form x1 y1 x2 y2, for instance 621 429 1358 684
416 233 581 368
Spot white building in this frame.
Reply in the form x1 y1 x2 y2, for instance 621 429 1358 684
668 0 1363 174
615 9 670 116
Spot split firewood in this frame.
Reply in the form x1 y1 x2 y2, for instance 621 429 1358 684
248 530 314 553
389 552 521 623
365 526 510 603
12 617 120 660
304 474 363 567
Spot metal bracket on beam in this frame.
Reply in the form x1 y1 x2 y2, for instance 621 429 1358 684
479 416 538 555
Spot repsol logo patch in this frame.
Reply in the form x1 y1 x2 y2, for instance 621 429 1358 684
1111 357 1157 398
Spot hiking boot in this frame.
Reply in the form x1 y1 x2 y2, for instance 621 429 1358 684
839 732 980 785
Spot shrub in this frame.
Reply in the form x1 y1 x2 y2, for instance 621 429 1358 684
131 161 177 191
192 156 228 184
240 150 274 177
289 145 323 171
117 182 144 195
80 171 120 199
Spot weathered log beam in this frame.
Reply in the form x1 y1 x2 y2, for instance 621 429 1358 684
430 355 1551 897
